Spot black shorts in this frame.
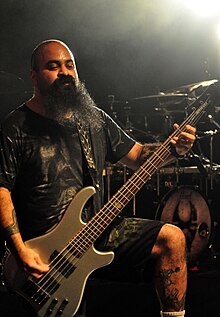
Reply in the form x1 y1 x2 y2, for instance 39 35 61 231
93 216 164 282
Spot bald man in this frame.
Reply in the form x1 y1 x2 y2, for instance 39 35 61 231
0 39 195 317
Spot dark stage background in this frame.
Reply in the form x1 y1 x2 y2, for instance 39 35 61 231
1 1 220 316
1 0 220 159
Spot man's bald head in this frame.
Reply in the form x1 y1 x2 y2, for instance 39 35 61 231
31 39 74 71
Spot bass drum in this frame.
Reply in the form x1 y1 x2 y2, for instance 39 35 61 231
155 186 212 264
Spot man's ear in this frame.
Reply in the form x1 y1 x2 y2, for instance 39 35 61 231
30 69 37 85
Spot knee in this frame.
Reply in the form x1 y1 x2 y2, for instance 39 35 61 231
152 223 186 258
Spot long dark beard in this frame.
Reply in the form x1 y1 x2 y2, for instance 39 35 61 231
44 75 103 130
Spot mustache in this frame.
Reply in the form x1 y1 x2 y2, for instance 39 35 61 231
52 75 76 91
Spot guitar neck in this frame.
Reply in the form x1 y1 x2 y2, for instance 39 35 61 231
70 94 212 254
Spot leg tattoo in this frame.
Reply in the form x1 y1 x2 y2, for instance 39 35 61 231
157 266 186 311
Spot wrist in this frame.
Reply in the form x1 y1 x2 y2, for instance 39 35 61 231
1 226 19 238
171 146 187 159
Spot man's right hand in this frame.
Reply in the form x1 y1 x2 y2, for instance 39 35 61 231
17 245 49 278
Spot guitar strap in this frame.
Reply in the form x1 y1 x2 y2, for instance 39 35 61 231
75 119 96 170
75 118 102 220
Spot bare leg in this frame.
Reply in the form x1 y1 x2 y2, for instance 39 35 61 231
151 223 187 312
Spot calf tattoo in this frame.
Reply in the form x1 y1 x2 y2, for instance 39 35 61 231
160 267 180 286
2 208 19 237
158 266 185 310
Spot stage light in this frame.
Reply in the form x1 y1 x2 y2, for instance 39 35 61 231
183 0 220 17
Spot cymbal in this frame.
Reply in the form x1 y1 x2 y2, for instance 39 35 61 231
154 107 186 114
0 71 25 94
130 93 188 101
166 79 218 94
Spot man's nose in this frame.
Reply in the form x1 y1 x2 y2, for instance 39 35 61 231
58 65 69 76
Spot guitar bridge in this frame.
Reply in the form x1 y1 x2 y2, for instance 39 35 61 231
21 279 50 306
21 275 60 307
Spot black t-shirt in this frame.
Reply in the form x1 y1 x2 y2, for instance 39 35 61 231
0 104 135 239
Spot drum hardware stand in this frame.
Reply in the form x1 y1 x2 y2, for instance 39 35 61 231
105 162 112 202
210 132 214 190
122 106 154 140
107 94 118 120
156 159 181 198
124 105 133 132
199 129 220 191
154 106 174 137
207 114 220 190
104 163 128 202
189 150 209 196
196 124 220 196
107 96 149 141
121 164 137 216
105 163 137 216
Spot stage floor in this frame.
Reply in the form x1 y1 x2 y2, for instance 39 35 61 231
1 255 220 317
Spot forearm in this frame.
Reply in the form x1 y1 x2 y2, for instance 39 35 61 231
0 187 26 254
120 142 177 170
138 144 178 167
0 188 49 276
118 123 195 171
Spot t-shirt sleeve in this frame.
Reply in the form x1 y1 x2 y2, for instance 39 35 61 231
0 122 19 190
103 111 136 163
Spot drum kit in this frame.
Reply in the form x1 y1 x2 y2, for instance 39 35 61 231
104 78 220 265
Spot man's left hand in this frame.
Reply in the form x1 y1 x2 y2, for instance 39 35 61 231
171 124 196 156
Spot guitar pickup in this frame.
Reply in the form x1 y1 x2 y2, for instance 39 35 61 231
50 250 76 278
